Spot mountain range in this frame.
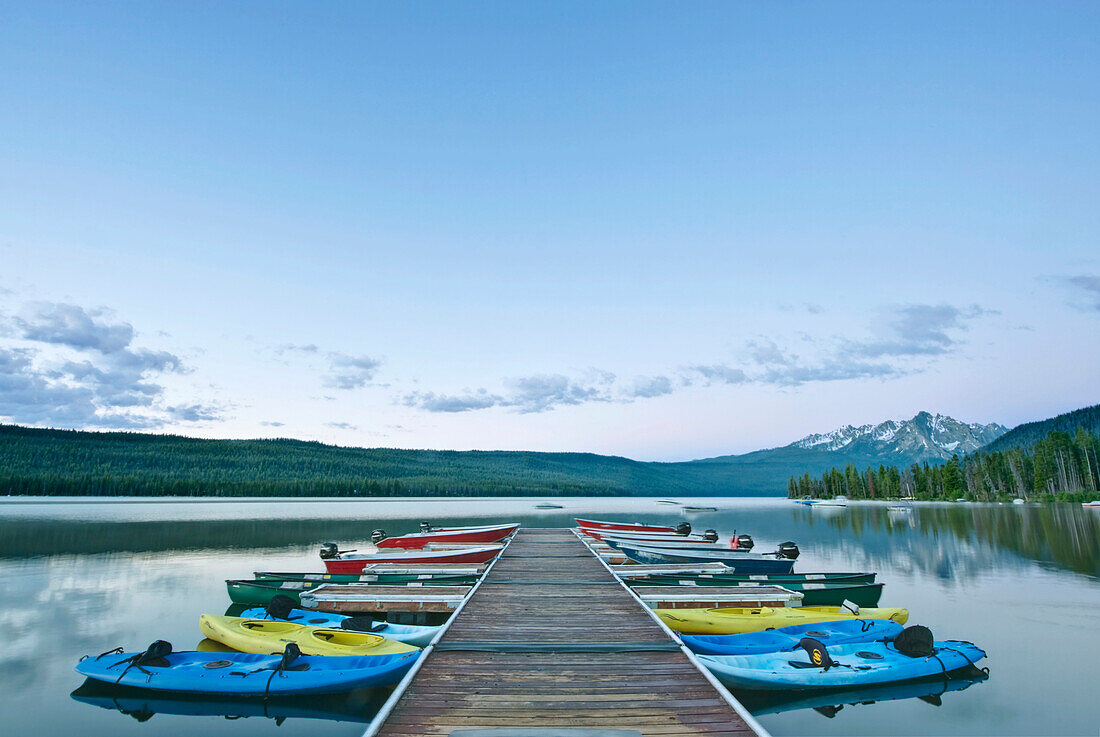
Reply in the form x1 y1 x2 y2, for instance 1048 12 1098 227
673 411 1007 494
2 406 1093 498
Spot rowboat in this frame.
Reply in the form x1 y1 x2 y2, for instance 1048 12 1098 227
199 614 420 656
608 541 797 572
615 571 877 585
238 606 440 647
655 605 910 635
681 619 904 656
596 536 720 550
374 523 519 549
322 544 504 574
629 578 884 607
582 529 720 544
254 570 483 583
75 646 418 694
575 518 679 533
300 584 470 614
697 638 985 690
227 576 479 607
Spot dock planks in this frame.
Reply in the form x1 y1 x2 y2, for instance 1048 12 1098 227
370 528 763 737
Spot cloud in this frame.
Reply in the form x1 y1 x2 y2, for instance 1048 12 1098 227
0 301 219 428
506 373 611 413
758 358 900 387
687 363 749 385
274 343 384 390
260 420 285 427
324 353 382 389
740 303 990 387
275 343 319 355
404 373 614 414
324 421 358 430
628 375 674 399
0 347 103 427
1061 275 1100 312
13 302 133 354
845 304 990 359
401 302 992 411
403 389 504 413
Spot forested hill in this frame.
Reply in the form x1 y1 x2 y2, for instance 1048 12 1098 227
980 404 1100 454
0 424 762 497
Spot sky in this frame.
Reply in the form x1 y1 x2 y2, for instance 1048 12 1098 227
1 1 1097 461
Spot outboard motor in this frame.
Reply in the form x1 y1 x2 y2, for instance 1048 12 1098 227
734 534 755 550
777 541 800 559
370 529 388 545
319 542 340 560
419 521 432 533
702 529 719 542
674 522 692 536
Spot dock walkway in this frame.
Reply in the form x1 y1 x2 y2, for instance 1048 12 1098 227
370 528 764 737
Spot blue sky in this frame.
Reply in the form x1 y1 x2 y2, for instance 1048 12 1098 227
1 1 1097 460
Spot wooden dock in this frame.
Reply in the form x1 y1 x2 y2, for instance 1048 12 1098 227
367 528 766 737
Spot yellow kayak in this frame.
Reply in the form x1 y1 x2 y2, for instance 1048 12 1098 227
655 606 909 635
199 615 419 656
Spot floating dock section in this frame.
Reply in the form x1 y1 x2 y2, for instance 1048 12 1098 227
366 528 767 737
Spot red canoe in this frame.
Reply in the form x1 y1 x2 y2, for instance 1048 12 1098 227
575 518 678 534
323 544 504 574
375 523 520 549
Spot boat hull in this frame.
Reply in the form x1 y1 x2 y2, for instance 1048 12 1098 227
681 619 905 655
199 615 420 657
238 607 440 647
630 578 884 606
75 649 418 694
227 576 478 606
375 523 519 549
612 542 795 573
697 640 986 689
656 605 910 635
575 518 676 533
323 545 502 573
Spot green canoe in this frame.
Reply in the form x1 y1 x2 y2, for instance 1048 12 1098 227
627 577 884 607
226 576 479 607
253 571 482 584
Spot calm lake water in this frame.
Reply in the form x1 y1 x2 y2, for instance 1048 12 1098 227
0 496 1097 737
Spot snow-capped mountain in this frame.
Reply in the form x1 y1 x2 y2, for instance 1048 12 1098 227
789 412 1007 462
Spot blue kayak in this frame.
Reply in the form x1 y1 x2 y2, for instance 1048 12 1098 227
238 607 439 647
683 619 906 655
76 648 419 694
698 639 986 690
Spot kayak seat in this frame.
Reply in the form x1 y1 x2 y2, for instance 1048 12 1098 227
797 637 837 670
788 660 825 669
893 625 935 658
341 616 389 633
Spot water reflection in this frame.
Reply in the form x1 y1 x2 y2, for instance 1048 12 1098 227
804 503 1100 578
733 671 990 718
70 680 390 726
0 498 1097 737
